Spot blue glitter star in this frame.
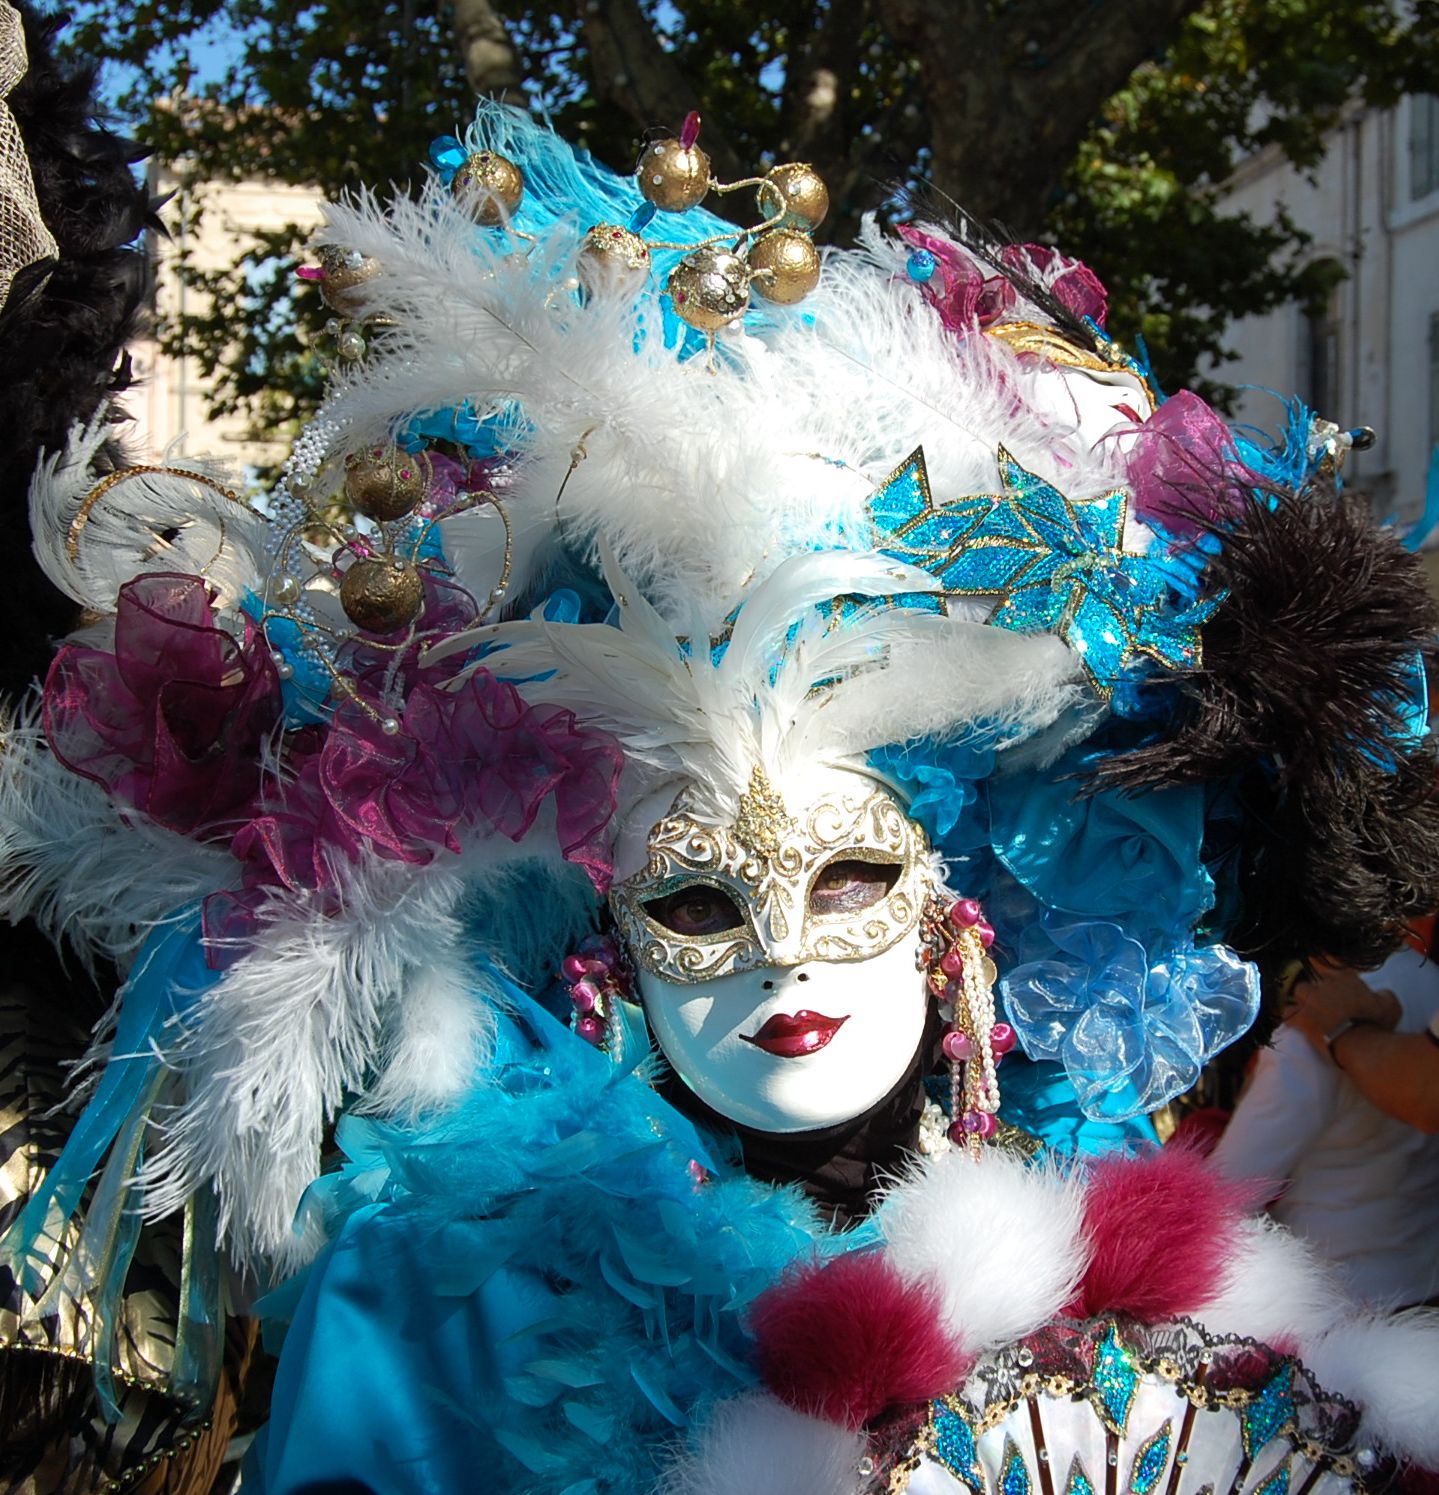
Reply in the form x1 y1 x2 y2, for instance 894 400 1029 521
1064 1455 1096 1495
1128 1420 1173 1495
1092 1324 1141 1436
1000 1436 1032 1495
1242 1367 1295 1462
1250 1456 1293 1495
933 1402 984 1492
866 446 1216 696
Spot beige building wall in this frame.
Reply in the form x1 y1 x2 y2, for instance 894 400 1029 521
123 166 326 477
1215 98 1439 532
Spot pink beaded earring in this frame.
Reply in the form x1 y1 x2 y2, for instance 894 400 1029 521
920 894 1015 1155
561 932 635 1055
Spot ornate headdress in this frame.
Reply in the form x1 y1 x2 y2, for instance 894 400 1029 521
3 101 1436 1415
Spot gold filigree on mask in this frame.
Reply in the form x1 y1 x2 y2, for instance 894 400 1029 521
609 775 931 984
731 765 795 861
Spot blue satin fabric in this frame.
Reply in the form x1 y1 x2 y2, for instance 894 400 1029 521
997 1052 1158 1155
988 770 1213 948
253 1205 557 1493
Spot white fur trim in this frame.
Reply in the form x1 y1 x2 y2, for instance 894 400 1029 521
1189 1215 1350 1349
1303 1309 1439 1466
656 1395 866 1495
878 1148 1089 1350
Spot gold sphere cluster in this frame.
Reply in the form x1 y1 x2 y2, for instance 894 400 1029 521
629 118 829 334
340 556 426 635
343 446 433 523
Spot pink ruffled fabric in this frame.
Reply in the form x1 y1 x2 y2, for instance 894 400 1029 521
43 573 624 967
44 573 281 838
1000 243 1108 329
898 227 1107 332
1125 390 1259 539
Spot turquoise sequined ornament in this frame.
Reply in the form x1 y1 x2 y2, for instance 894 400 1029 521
867 447 1218 695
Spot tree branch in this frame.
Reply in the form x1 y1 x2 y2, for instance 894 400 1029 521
453 0 521 95
576 0 747 184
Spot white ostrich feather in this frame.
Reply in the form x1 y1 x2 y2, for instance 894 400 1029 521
312 168 1148 640
29 413 267 616
139 846 496 1272
0 705 232 968
435 543 1081 816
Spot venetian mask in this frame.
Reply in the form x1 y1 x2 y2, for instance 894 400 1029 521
609 762 934 1132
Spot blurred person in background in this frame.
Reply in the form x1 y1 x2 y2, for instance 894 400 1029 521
1212 938 1439 1307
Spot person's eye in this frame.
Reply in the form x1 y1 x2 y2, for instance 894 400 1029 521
643 884 745 936
808 858 900 916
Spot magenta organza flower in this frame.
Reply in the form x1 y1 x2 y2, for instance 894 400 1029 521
44 571 624 967
45 573 282 838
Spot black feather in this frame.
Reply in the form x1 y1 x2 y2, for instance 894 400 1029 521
0 4 162 696
1092 489 1439 965
906 182 1106 356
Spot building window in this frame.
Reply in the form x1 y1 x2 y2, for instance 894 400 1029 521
1411 95 1439 200
1297 267 1344 415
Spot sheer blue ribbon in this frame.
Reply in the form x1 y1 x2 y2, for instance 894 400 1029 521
0 908 223 1418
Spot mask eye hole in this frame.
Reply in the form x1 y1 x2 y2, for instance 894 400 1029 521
643 884 745 937
809 858 900 917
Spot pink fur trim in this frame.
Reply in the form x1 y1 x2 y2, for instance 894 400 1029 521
1068 1146 1264 1322
752 1249 973 1430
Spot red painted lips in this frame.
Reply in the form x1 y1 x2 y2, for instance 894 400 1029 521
740 1010 849 1058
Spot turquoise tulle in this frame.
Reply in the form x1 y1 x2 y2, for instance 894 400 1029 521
1000 916 1260 1121
0 910 224 1419
255 981 855 1495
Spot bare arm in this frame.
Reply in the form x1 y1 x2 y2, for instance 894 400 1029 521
1287 969 1439 1132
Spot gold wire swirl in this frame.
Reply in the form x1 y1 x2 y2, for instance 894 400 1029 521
66 466 244 564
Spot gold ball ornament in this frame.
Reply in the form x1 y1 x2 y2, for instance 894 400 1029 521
747 229 822 304
636 137 712 214
343 446 432 521
667 248 752 333
340 557 425 634
451 151 525 226
758 162 829 231
577 224 653 298
317 245 381 315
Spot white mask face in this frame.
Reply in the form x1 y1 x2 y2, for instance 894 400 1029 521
609 763 933 1132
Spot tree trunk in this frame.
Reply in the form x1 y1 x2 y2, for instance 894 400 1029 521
875 0 1205 236
453 0 521 96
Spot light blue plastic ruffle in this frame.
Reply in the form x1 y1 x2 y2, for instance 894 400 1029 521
994 1054 1158 1156
0 908 224 1419
1000 916 1259 1121
870 737 994 845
